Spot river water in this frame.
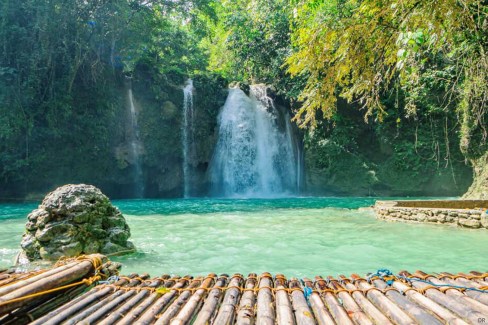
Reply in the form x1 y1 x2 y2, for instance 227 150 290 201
1 198 486 277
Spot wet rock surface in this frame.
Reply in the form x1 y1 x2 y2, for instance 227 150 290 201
20 184 135 261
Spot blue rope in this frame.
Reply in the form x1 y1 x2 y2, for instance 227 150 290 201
303 286 313 306
98 275 119 285
369 269 488 294
368 268 394 285
398 275 488 294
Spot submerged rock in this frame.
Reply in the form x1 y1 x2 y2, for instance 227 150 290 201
20 184 135 262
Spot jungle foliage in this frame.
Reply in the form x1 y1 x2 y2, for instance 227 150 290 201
286 0 487 158
210 0 485 196
0 0 485 198
0 0 215 198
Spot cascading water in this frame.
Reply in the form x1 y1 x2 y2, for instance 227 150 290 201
210 85 299 197
126 79 144 198
285 111 303 191
182 79 194 198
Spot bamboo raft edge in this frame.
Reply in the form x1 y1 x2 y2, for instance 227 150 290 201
0 255 487 325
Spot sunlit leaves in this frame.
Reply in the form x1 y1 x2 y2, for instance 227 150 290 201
287 0 488 136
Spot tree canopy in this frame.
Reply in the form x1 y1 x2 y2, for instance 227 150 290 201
286 0 487 156
0 0 214 186
0 0 486 198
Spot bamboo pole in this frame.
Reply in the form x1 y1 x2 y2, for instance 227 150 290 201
0 271 42 288
235 273 258 325
1 282 87 325
0 258 98 315
469 271 488 281
274 274 295 325
169 273 215 325
340 275 392 324
117 275 177 325
470 271 488 282
390 273 468 325
456 272 488 287
370 277 443 325
193 274 229 325
328 276 377 325
31 274 137 325
61 273 150 325
401 271 486 323
314 276 353 325
301 278 334 325
255 272 275 325
0 260 81 297
213 273 244 325
75 273 152 324
414 271 488 315
136 276 191 325
351 274 416 325
289 278 315 325
439 272 488 306
97 277 165 325
154 276 203 325
0 275 16 287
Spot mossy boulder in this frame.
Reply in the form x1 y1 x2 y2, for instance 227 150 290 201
20 184 135 262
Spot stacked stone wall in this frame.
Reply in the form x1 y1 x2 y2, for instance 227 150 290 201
374 200 488 229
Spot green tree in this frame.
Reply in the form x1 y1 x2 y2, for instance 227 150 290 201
205 0 303 97
287 0 487 197
0 0 217 198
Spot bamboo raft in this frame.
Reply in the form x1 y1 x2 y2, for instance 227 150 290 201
0 255 487 324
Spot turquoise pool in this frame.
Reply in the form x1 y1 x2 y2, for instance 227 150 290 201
0 198 486 277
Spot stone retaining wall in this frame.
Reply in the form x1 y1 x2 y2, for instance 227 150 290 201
374 200 488 229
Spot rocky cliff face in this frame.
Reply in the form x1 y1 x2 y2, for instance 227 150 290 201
463 152 488 199
0 65 228 200
182 76 228 196
20 184 134 262
127 71 227 198
302 101 473 197
0 68 474 199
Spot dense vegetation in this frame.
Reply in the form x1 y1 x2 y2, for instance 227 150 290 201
210 0 485 197
0 0 221 198
0 0 486 199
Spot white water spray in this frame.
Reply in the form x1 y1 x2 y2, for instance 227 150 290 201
210 85 299 197
127 82 144 198
182 79 194 198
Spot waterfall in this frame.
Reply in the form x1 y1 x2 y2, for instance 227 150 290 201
284 111 302 192
182 79 194 198
210 85 299 197
127 80 144 198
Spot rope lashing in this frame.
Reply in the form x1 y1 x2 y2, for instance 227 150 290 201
0 255 110 309
369 269 488 294
368 269 395 285
75 268 488 298
399 275 488 294
11 266 486 311
98 275 119 285
112 266 488 298
0 275 101 308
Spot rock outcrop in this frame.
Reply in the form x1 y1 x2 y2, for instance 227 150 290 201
463 152 488 199
20 184 135 262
